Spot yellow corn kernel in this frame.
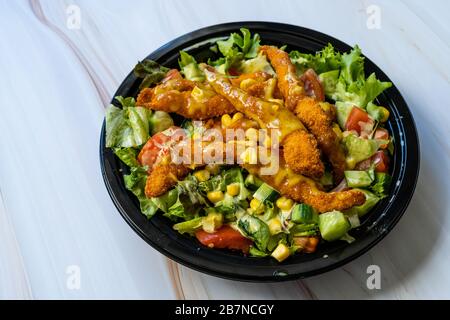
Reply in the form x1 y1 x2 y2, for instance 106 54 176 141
193 169 210 182
240 78 257 90
221 114 232 127
207 191 224 203
264 78 277 100
226 183 240 197
205 164 220 175
202 212 223 233
240 147 258 164
271 243 290 262
232 112 244 123
250 198 264 214
346 157 356 170
245 127 258 140
268 218 282 235
379 107 390 122
276 197 294 211
332 123 343 140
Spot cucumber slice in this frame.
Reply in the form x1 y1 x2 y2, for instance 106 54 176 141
291 204 318 224
319 210 351 241
244 174 263 191
344 170 375 188
253 183 279 203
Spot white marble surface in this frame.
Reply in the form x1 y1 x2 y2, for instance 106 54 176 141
0 0 449 299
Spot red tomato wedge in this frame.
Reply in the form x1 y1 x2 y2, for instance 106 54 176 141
372 151 390 173
195 225 253 253
300 69 325 102
345 107 371 134
374 128 389 140
162 69 182 82
293 236 320 253
138 126 185 170
374 128 389 149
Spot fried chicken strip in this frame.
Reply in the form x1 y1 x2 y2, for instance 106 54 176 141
145 164 189 198
261 46 346 181
203 66 324 179
230 71 283 100
136 69 235 120
244 160 365 213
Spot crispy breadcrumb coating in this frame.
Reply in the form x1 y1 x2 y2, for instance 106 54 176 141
145 164 189 198
244 161 365 213
262 45 346 181
136 78 235 120
203 66 324 179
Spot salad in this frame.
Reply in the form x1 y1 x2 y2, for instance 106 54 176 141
105 28 394 262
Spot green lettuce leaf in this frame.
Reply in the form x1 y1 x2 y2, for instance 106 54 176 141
370 172 392 197
210 28 260 73
134 59 169 89
289 43 341 75
105 99 152 148
290 44 392 110
178 51 205 81
123 167 158 219
173 217 203 235
113 147 140 168
238 215 270 251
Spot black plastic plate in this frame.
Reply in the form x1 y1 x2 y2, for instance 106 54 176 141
100 22 420 282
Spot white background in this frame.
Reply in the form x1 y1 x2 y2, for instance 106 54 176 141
0 0 449 299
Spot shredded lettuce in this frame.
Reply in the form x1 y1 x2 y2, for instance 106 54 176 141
239 53 275 75
370 172 392 197
173 217 203 235
134 59 169 89
209 28 260 73
123 167 158 218
105 97 152 148
289 44 392 110
290 43 342 74
238 214 270 252
178 51 205 81
113 147 140 168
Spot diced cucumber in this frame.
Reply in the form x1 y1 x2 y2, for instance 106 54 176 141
244 174 263 191
336 101 355 129
291 204 318 224
344 189 380 217
319 211 351 241
290 223 318 236
253 183 279 204
344 170 375 188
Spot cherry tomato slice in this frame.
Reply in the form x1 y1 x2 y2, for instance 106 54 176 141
300 69 325 102
195 225 252 253
372 151 390 173
138 126 184 170
374 128 390 149
162 69 182 82
345 107 371 134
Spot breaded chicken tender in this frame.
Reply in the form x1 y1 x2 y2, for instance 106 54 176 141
145 164 189 198
244 161 365 213
261 45 346 181
137 77 235 120
294 97 346 181
260 45 306 111
283 130 324 179
203 66 324 179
